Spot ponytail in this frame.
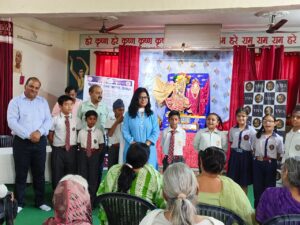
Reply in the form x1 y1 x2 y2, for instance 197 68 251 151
117 164 136 193
170 196 196 225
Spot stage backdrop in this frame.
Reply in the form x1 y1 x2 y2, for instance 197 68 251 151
139 51 233 168
244 80 288 137
68 50 90 99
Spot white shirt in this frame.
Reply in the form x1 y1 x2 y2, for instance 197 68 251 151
105 115 122 145
252 132 284 159
50 113 77 147
161 126 186 156
77 126 104 149
139 209 224 225
283 129 300 161
229 125 256 151
193 128 228 152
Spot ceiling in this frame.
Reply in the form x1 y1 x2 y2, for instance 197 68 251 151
33 7 300 33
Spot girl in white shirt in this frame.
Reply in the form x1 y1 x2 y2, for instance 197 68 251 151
193 113 228 152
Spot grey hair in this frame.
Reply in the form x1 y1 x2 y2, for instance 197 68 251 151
59 174 88 190
284 157 300 189
163 163 198 225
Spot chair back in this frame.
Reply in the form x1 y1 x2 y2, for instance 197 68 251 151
197 203 246 225
96 192 157 225
262 214 300 225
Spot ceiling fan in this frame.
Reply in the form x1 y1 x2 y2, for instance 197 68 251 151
98 19 124 34
266 14 288 33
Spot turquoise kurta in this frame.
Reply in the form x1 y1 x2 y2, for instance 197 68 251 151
122 111 160 169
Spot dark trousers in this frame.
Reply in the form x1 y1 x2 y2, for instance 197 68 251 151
162 155 184 172
13 135 47 207
107 144 119 169
51 145 77 190
253 158 277 208
77 149 104 206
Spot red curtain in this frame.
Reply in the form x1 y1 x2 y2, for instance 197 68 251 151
281 52 300 114
118 45 140 90
255 46 300 115
0 19 13 135
256 45 284 80
95 51 119 77
226 45 256 130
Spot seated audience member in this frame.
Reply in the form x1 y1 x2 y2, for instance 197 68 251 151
43 175 92 225
256 157 300 224
97 142 164 224
52 85 82 117
197 147 255 225
0 184 17 225
140 163 223 225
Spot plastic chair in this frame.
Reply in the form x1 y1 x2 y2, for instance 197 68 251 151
95 192 157 225
196 203 246 225
0 135 13 148
262 214 300 225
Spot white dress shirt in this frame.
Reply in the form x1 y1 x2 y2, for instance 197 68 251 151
193 128 228 152
77 126 104 149
105 115 122 145
283 129 300 161
252 132 284 159
50 113 78 147
161 126 186 156
229 125 257 151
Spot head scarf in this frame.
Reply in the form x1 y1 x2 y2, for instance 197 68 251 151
43 180 92 225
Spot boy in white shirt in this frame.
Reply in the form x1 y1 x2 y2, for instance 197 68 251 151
48 95 78 190
284 105 300 161
77 110 104 207
105 99 125 169
161 110 186 171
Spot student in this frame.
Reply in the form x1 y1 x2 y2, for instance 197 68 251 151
161 110 186 171
105 99 125 169
193 112 227 152
283 105 300 162
77 110 104 207
252 114 284 208
48 95 78 190
227 107 256 194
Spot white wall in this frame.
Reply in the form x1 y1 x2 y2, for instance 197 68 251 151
13 17 69 109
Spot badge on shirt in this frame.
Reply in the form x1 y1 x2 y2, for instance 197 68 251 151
94 139 97 144
269 144 275 150
295 145 300 151
216 140 221 146
72 127 76 131
243 135 249 141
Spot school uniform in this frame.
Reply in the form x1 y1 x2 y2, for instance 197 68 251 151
283 129 300 162
193 128 228 152
77 126 104 206
227 125 256 186
252 132 284 208
161 126 186 171
50 113 77 190
105 116 122 169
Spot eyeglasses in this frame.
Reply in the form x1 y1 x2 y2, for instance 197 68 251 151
138 96 148 100
263 120 275 124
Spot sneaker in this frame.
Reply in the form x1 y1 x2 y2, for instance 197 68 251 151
17 207 23 213
39 204 51 211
